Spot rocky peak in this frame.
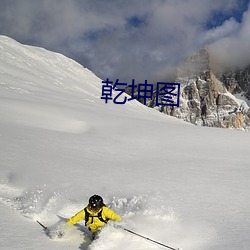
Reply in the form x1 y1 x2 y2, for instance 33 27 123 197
125 48 250 130
173 49 250 129
177 48 210 78
152 49 249 129
216 66 250 100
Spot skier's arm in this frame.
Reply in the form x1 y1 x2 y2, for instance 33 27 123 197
104 207 122 222
67 209 85 225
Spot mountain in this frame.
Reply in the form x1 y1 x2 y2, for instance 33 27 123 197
126 49 250 130
216 65 250 100
0 36 250 250
173 49 250 129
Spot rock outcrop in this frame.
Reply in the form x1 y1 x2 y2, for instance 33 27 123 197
127 49 250 130
163 49 250 129
217 66 250 100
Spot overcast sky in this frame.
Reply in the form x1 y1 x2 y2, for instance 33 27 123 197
0 0 249 83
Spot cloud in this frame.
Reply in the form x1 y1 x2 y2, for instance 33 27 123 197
0 0 249 83
200 18 240 45
209 3 250 69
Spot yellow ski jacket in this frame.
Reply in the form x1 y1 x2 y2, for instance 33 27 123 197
67 206 121 233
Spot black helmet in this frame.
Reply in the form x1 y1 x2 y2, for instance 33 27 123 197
89 195 104 210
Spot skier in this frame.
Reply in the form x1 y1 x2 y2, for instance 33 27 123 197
66 194 121 239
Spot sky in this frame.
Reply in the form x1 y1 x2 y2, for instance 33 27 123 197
0 0 249 83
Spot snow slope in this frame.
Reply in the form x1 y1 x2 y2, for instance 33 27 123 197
0 35 250 250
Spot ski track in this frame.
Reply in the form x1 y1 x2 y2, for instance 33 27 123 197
0 180 212 250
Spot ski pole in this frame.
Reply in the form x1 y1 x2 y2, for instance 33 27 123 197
37 220 48 231
122 227 180 250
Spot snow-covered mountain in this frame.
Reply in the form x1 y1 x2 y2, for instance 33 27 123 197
217 65 250 101
175 49 250 129
129 49 250 130
0 36 250 250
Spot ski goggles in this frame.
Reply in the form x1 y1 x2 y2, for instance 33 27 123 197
89 204 101 212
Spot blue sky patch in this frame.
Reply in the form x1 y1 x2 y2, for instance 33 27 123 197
126 15 148 28
206 0 249 29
